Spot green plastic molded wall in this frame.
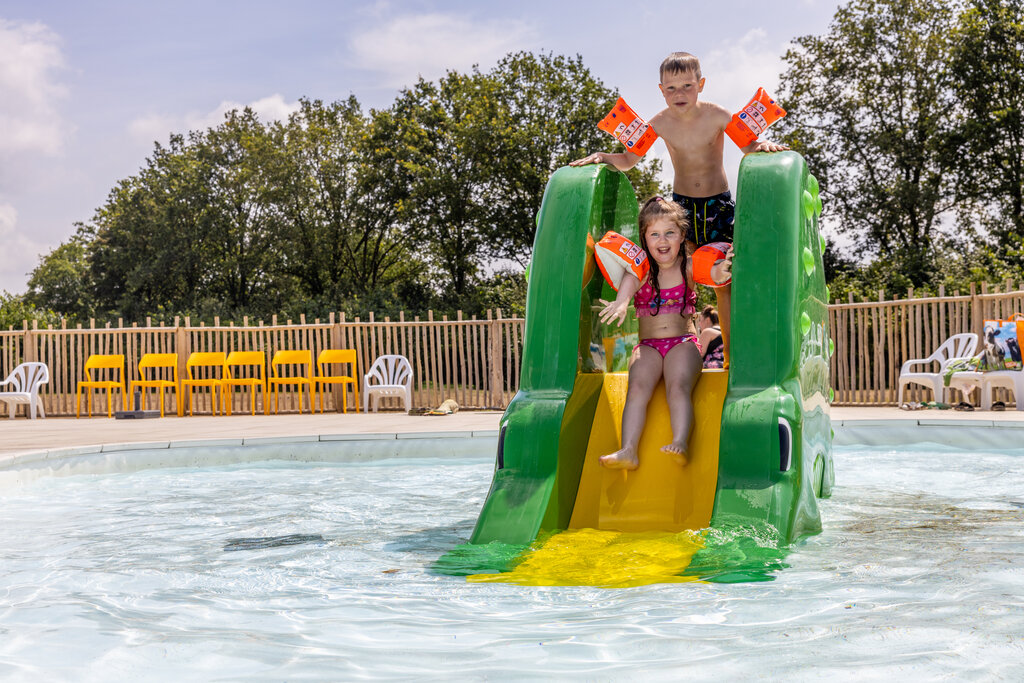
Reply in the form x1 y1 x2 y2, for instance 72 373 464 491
711 151 834 543
469 164 638 546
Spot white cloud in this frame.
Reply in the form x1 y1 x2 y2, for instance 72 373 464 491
0 203 49 293
701 29 787 111
0 18 69 156
0 203 15 239
128 94 302 144
349 13 538 87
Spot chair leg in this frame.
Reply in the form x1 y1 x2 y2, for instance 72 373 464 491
980 381 994 411
897 381 905 405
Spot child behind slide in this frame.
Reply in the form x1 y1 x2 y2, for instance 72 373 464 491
597 197 703 470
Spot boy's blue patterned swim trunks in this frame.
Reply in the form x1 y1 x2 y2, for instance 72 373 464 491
672 190 735 246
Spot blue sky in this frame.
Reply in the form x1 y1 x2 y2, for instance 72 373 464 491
0 0 842 294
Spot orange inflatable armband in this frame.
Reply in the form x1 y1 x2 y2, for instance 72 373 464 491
725 88 786 148
595 231 650 291
598 98 659 157
691 241 732 287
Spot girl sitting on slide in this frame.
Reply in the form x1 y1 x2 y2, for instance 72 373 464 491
598 197 706 470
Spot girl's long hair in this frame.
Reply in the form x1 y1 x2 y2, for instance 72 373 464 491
637 197 690 316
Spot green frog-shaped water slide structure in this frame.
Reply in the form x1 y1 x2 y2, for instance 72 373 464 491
438 152 833 584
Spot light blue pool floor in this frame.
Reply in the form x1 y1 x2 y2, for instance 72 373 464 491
1 445 1022 680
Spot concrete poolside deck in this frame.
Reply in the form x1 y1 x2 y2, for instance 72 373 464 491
2 406 1023 462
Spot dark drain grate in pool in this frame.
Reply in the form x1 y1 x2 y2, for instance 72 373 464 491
223 534 326 551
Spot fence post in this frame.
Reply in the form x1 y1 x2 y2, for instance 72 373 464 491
488 309 503 408
331 312 343 411
23 320 36 363
970 282 981 335
176 319 189 383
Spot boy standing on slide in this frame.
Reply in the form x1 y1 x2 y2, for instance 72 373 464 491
571 51 787 360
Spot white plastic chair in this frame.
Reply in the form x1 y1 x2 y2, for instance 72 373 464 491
948 368 1024 411
0 362 50 419
897 333 978 404
363 354 413 413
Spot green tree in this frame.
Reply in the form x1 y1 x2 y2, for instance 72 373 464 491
271 97 425 312
28 51 671 321
475 52 663 266
195 109 298 317
776 0 959 287
24 233 94 321
949 0 1024 269
395 72 495 301
398 52 665 304
86 137 213 320
0 291 59 330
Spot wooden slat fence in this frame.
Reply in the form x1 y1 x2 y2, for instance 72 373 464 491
6 282 1024 416
830 281 1024 405
1 310 524 417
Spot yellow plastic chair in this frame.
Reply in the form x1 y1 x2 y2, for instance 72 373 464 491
313 349 360 413
223 351 267 416
129 353 179 418
180 352 226 416
269 350 313 414
76 354 128 418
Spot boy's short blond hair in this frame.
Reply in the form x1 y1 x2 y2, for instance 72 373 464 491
660 52 702 82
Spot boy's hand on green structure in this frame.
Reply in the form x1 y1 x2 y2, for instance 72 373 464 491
745 140 790 154
570 152 606 166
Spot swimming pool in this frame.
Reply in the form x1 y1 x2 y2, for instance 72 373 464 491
1 442 1022 679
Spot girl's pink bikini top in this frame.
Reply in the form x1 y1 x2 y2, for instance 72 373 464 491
633 279 696 317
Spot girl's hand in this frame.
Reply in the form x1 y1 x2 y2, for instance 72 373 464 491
598 298 628 326
710 246 734 285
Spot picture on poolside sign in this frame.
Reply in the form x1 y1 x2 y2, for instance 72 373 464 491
598 98 659 156
980 317 1024 371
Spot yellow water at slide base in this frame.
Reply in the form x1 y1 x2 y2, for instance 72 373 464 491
466 528 704 588
568 369 728 533
468 370 728 588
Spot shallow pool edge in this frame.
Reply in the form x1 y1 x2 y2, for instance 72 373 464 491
834 418 1024 448
0 430 500 488
4 418 1022 488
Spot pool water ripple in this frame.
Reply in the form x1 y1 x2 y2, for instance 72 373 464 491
0 448 1022 680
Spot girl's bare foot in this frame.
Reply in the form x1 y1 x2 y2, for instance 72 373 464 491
661 442 688 466
599 446 639 470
